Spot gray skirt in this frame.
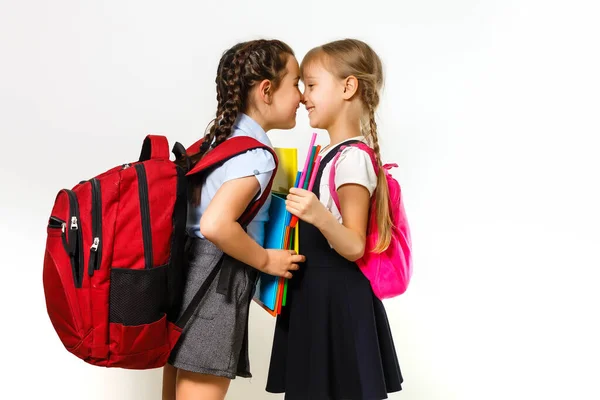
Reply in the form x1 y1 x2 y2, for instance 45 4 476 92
168 236 258 379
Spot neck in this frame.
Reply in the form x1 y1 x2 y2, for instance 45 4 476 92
245 109 270 132
325 109 362 148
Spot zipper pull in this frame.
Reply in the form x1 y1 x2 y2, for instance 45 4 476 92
89 238 100 277
61 223 66 233
70 216 78 230
90 237 100 252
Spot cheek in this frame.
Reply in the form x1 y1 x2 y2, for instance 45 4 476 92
276 91 298 117
314 89 327 105
313 90 328 108
288 90 300 109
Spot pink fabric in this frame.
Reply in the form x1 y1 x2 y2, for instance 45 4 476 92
329 143 412 299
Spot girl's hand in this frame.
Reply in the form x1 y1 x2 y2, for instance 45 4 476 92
261 249 305 279
286 187 328 226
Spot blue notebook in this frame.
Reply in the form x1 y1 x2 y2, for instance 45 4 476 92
254 193 288 314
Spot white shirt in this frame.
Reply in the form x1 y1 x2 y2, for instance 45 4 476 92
318 136 378 224
186 114 276 245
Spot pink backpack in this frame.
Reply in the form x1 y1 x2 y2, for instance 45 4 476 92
329 142 412 299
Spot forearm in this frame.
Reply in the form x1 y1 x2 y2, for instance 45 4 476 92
315 211 366 262
201 219 268 271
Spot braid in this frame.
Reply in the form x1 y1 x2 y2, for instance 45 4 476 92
212 39 275 147
303 38 391 252
194 55 230 158
364 84 391 253
213 46 248 147
187 48 248 206
186 39 295 206
367 103 382 167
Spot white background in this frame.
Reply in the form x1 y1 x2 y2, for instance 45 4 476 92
1 1 599 399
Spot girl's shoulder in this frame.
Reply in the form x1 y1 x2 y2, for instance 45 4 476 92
334 143 376 174
222 146 276 176
332 144 378 195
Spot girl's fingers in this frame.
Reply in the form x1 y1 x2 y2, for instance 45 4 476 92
291 254 306 263
286 194 303 203
290 263 299 271
285 199 304 208
284 272 293 279
286 205 301 216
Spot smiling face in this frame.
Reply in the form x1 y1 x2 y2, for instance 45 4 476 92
301 58 346 130
268 56 303 129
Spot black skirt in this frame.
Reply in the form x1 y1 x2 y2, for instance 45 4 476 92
266 143 403 399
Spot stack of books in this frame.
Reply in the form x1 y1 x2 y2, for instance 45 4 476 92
253 133 322 316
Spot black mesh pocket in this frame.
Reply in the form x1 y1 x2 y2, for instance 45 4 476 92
109 264 168 326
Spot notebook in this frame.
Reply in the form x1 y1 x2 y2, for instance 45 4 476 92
253 148 298 316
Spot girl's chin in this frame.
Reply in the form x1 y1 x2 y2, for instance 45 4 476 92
278 117 297 130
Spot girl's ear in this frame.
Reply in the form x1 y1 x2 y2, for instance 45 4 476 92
258 79 273 105
342 75 359 100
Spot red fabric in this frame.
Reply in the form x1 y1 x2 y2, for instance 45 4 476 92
107 315 182 369
144 159 177 267
145 135 170 160
186 136 266 176
43 135 185 370
91 173 119 360
186 136 278 225
43 227 83 351
186 138 204 156
43 134 278 370
112 166 145 270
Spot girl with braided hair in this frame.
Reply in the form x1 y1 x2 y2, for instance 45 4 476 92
163 39 304 400
267 39 403 399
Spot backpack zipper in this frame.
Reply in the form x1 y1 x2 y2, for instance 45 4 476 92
135 164 153 269
64 189 84 288
48 216 66 229
88 178 103 276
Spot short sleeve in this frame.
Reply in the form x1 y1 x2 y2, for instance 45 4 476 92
333 147 378 196
221 148 276 197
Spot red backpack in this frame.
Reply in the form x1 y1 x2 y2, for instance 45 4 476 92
43 135 277 369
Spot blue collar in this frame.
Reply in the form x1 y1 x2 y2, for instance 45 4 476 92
231 113 272 147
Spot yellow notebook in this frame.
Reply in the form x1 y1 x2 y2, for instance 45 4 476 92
253 147 299 316
272 148 298 195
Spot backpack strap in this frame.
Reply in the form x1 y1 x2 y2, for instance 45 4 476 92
171 141 187 162
184 136 279 300
328 141 378 211
139 135 170 161
185 138 205 157
186 136 278 225
176 254 225 328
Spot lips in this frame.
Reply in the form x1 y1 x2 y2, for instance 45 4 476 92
306 106 315 114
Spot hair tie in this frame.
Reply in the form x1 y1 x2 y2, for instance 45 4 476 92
200 140 211 152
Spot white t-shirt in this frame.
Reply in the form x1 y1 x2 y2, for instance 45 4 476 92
318 136 378 224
